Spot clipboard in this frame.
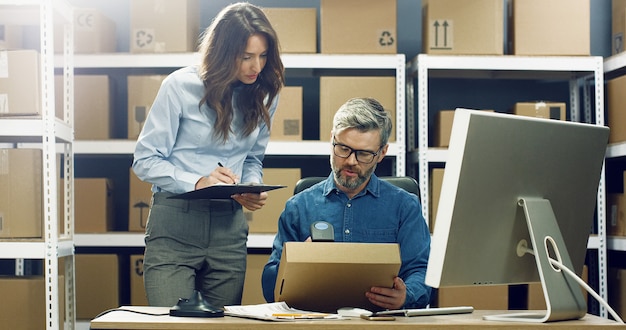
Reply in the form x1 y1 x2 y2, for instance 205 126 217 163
167 183 286 200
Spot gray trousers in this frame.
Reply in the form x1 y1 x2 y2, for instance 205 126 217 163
143 192 248 308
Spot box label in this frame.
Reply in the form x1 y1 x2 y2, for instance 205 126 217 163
132 28 155 51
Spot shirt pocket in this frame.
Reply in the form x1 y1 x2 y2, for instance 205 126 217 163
353 227 398 243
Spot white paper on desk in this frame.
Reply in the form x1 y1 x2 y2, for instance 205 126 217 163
224 302 343 321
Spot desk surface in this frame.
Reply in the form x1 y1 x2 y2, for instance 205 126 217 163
90 306 622 330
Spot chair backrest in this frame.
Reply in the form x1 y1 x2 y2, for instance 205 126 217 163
293 176 420 200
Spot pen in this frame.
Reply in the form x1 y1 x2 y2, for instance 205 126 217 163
217 162 224 167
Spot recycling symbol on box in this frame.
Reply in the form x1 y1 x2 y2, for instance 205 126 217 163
379 31 395 47
134 29 155 49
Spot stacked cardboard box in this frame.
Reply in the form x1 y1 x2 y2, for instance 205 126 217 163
246 168 301 233
262 8 317 53
127 75 166 140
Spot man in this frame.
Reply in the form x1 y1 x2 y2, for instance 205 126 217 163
261 97 431 310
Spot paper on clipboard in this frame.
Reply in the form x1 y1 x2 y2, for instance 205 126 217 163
167 183 286 200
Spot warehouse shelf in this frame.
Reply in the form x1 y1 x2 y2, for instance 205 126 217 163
74 232 275 249
606 141 626 159
406 54 606 317
0 0 76 329
71 140 402 157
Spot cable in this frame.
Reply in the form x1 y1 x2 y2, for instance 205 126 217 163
93 307 169 319
522 247 624 324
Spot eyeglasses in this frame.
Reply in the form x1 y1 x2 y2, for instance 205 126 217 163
332 137 382 164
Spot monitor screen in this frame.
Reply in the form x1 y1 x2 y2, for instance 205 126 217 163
426 109 609 322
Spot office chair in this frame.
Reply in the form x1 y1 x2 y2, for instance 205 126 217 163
293 176 420 200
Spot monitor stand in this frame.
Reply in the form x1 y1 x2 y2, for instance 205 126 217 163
483 197 587 323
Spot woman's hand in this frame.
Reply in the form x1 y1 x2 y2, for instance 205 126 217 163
232 191 268 211
195 165 239 189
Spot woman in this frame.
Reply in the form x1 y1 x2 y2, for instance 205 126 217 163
132 2 284 308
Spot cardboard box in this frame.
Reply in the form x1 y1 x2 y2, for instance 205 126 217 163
509 0 590 55
319 76 396 142
271 86 303 141
127 75 166 139
612 0 626 54
608 75 626 144
527 265 588 309
422 0 504 55
0 25 23 50
608 267 626 320
430 168 445 232
54 8 116 53
263 8 316 53
0 50 41 116
0 149 42 238
0 275 65 330
55 75 112 139
436 285 509 309
242 253 270 305
76 254 119 320
129 168 153 232
130 254 149 306
434 110 454 147
74 178 114 233
513 102 566 121
608 192 626 237
130 0 200 53
320 0 397 54
246 168 301 233
274 242 401 312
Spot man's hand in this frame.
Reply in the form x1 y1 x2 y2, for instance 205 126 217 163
365 276 406 310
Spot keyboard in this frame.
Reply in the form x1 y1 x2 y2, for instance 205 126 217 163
374 306 474 317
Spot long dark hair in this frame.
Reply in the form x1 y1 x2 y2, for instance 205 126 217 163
198 2 284 142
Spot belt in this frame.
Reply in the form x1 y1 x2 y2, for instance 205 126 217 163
152 192 239 212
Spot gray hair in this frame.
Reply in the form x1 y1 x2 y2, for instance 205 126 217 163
331 97 392 146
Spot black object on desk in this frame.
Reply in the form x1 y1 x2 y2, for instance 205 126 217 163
169 290 224 318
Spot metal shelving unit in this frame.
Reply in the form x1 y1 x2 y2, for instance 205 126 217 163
604 52 626 256
0 1 75 329
406 54 607 317
69 53 406 249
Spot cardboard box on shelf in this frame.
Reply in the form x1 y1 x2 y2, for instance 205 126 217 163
0 149 42 238
0 275 65 330
0 50 41 116
509 0 590 55
513 102 566 121
430 168 445 232
608 192 626 237
242 253 271 305
434 110 454 147
320 0 396 54
76 254 120 320
612 0 626 55
54 8 116 53
319 76 396 142
436 285 509 309
127 75 166 139
270 86 303 141
608 267 626 320
422 0 504 55
129 168 153 232
0 25 23 50
130 254 149 306
130 0 200 53
262 8 316 53
74 178 114 233
55 75 112 140
246 168 301 233
608 75 626 144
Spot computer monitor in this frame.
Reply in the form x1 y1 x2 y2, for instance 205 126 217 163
426 109 609 323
